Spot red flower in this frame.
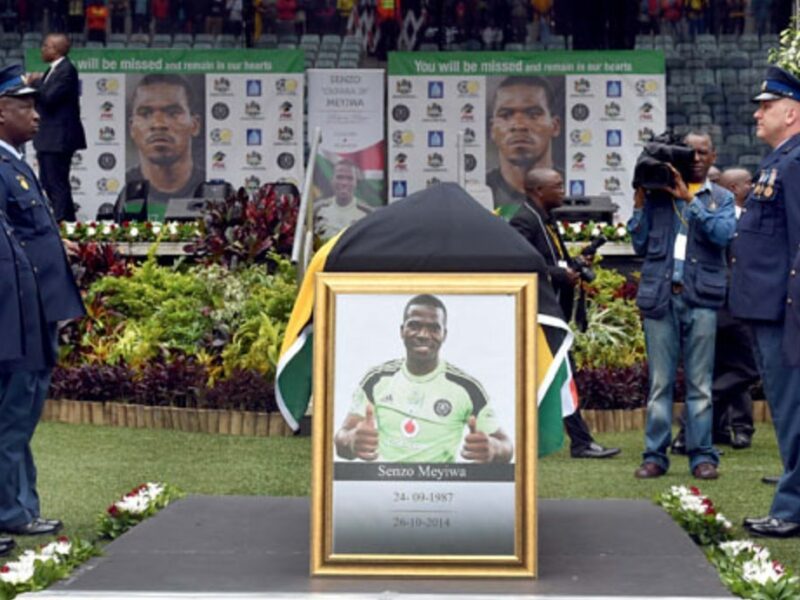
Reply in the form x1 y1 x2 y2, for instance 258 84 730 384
773 560 784 574
689 486 701 496
1 565 9 573
107 505 119 516
704 506 716 516
122 220 130 228
145 222 153 229
58 536 70 543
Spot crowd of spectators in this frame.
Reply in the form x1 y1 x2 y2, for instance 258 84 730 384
0 0 793 50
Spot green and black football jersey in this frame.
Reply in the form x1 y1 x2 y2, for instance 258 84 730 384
348 359 501 462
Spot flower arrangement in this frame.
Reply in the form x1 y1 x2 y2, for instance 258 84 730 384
0 537 99 599
60 220 199 243
656 485 733 547
657 486 800 600
558 220 630 244
97 482 185 540
768 18 800 78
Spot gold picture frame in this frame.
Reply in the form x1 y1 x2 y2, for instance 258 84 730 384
310 273 538 577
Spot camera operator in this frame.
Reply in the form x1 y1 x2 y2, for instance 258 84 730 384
510 167 621 460
628 132 736 481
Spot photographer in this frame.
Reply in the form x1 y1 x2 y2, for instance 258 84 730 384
628 132 736 481
510 167 620 459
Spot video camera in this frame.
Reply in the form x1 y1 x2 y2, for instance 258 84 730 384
632 131 695 190
570 235 607 283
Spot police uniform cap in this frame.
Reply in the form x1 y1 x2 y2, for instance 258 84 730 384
753 66 800 103
0 65 37 99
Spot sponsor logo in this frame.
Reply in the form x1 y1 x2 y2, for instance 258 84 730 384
606 130 622 147
394 153 408 171
428 131 444 147
639 101 654 120
460 103 475 121
606 80 622 98
604 101 622 119
71 152 83 168
246 80 262 96
395 79 413 95
428 81 444 99
100 101 114 120
572 152 586 170
95 177 120 193
426 102 443 119
277 152 295 170
244 175 261 192
638 127 655 142
210 128 233 144
247 129 263 145
434 399 452 417
606 152 622 168
571 103 590 121
244 101 262 118
98 126 115 142
70 175 81 191
392 130 414 146
392 104 410 122
277 126 294 142
570 180 585 196
457 80 480 96
463 127 476 144
279 101 292 120
570 129 593 145
605 176 622 192
401 418 419 438
97 153 116 170
464 154 477 172
635 79 659 96
213 77 231 93
275 78 298 94
573 78 591 94
246 151 263 167
95 77 119 94
212 151 226 169
211 102 230 120
392 180 408 197
427 152 444 168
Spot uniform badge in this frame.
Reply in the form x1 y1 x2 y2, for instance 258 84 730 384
754 171 767 196
16 175 29 190
764 169 777 198
401 418 419 438
434 399 452 417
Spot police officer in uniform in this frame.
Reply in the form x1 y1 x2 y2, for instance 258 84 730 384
0 65 85 543
730 66 800 538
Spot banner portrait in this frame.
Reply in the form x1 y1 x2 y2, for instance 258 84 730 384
25 49 305 221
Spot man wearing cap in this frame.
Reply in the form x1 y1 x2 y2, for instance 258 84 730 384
730 66 800 538
0 64 85 541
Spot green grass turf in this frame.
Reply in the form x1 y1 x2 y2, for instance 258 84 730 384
7 421 798 576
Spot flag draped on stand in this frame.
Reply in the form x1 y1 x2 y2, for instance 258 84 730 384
275 183 575 456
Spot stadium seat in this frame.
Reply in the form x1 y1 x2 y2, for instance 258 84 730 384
193 42 214 49
315 58 336 68
725 52 750 69
504 42 523 51
172 41 191 49
685 57 705 70
151 34 172 48
739 34 759 52
695 33 716 48
129 33 149 46
0 33 20 50
277 42 297 49
338 56 359 68
725 91 749 107
705 53 724 70
301 33 320 46
726 133 751 146
692 70 716 85
107 41 126 49
321 33 342 46
194 33 214 44
717 69 738 85
108 33 127 44
738 155 761 170
173 33 193 44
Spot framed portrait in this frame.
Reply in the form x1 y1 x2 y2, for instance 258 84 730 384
311 273 538 577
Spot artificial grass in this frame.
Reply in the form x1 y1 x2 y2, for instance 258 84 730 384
12 421 799 576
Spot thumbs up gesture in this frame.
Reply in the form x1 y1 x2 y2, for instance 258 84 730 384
461 416 494 463
352 404 379 461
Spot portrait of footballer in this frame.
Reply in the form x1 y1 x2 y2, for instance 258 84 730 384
333 293 515 464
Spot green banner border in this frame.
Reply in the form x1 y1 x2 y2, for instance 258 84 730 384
388 50 665 76
24 48 305 74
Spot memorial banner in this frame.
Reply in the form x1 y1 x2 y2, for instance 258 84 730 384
25 49 305 221
307 69 386 240
311 273 538 577
387 51 666 219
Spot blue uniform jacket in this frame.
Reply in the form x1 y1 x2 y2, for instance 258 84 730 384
0 147 84 325
628 183 736 319
730 133 800 365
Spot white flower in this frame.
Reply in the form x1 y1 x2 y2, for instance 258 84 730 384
167 222 179 236
65 222 76 236
557 222 566 235
129 227 139 238
615 225 627 239
39 539 72 558
152 223 162 235
741 558 784 585
591 225 601 237
570 222 582 234
115 494 150 514
86 226 96 237
0 558 35 584
102 224 112 236
714 513 733 530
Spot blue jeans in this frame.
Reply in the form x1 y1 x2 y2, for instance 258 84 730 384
750 322 800 523
642 294 719 472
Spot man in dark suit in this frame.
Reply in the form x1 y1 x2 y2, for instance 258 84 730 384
25 33 87 222
731 66 800 538
510 167 620 459
0 64 85 541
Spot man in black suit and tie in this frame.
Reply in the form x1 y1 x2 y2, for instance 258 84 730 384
25 33 87 222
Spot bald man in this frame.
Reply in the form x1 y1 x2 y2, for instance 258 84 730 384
26 33 87 222
719 168 753 211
